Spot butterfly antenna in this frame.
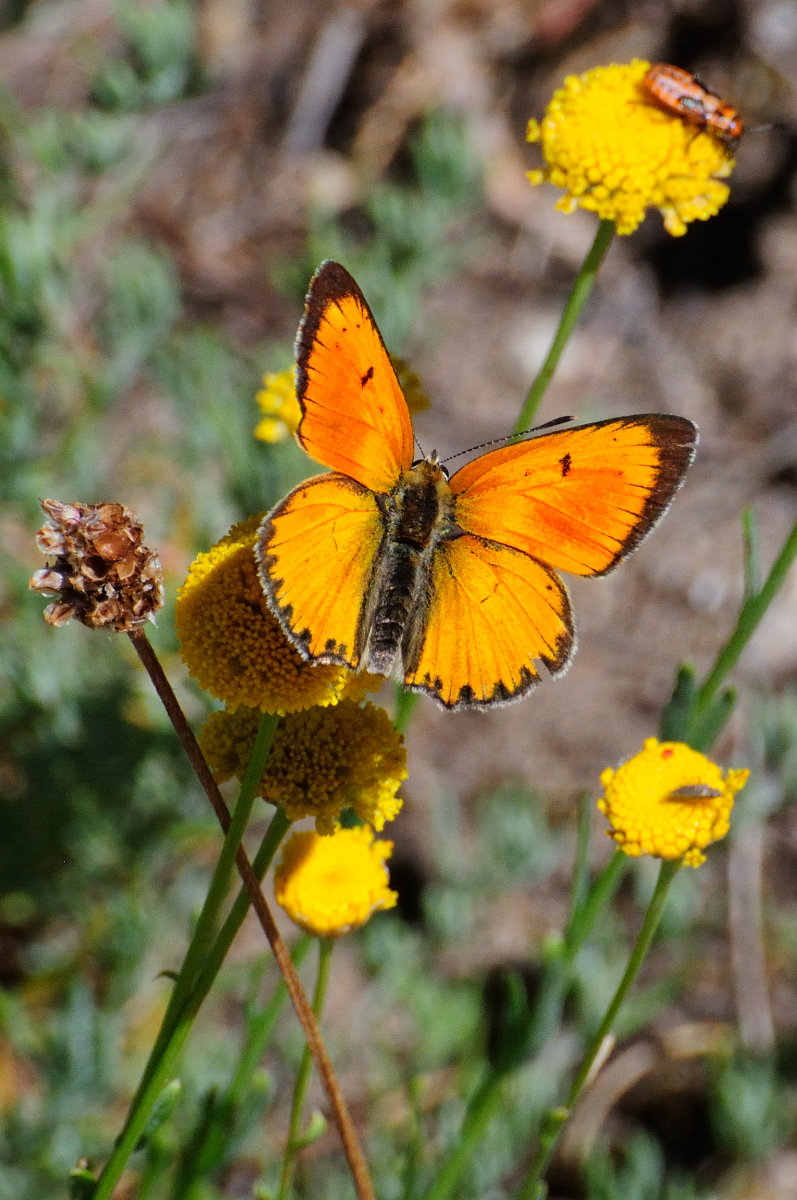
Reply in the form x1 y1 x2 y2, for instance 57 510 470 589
440 415 575 466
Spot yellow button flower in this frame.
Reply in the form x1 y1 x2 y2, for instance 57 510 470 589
198 699 406 834
598 738 748 867
526 59 734 236
274 825 398 938
175 514 367 714
254 370 302 444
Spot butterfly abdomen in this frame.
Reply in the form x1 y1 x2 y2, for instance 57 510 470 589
366 459 455 675
368 543 420 673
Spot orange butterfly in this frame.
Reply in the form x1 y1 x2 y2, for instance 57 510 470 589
257 262 697 710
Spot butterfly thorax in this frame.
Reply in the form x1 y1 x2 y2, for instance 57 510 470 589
390 458 454 545
365 458 460 676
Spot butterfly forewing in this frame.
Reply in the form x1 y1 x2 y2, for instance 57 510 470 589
296 261 414 493
450 415 697 577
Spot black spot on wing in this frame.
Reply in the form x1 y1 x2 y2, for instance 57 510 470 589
560 452 572 477
361 365 374 388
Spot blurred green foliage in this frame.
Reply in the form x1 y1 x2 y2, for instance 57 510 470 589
585 1129 711 1200
92 0 199 112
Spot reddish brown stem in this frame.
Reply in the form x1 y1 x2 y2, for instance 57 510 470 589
128 629 375 1200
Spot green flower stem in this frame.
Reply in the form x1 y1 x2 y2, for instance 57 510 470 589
92 723 285 1200
132 712 280 1110
278 937 335 1200
515 857 681 1200
394 685 420 734
421 1068 506 1200
226 934 313 1108
230 831 376 1200
185 806 293 1022
695 511 797 717
512 219 615 436
566 849 627 957
568 793 593 925
742 506 761 602
401 1076 426 1200
167 938 313 1200
421 849 627 1200
565 858 678 1103
526 850 628 1065
92 809 291 1199
160 712 281 1057
127 633 376 1200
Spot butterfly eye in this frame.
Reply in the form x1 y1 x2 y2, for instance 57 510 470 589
442 520 465 542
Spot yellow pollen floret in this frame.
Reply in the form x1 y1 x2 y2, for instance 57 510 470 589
254 370 302 444
598 737 748 867
274 825 398 938
526 59 734 236
198 699 406 834
175 514 369 714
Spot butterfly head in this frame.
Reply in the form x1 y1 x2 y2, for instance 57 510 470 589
411 449 449 480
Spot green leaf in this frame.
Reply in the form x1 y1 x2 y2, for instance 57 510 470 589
69 1167 97 1199
134 1078 182 1150
690 687 737 753
659 662 698 743
297 1109 328 1148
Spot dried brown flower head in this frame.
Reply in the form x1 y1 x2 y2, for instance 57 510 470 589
30 500 165 631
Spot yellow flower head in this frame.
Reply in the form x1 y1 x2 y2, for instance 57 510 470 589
526 59 734 236
175 514 372 714
198 699 406 834
254 370 302 443
598 737 748 867
274 825 398 938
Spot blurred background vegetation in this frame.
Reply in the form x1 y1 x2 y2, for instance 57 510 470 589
3 0 797 1196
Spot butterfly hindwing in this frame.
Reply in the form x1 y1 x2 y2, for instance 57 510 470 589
257 473 385 668
450 415 697 577
296 261 415 492
402 533 574 709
